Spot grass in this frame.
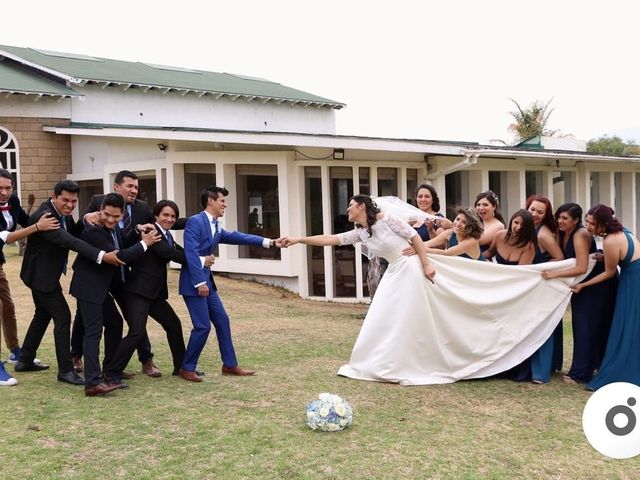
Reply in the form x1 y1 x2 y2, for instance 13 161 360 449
1 246 639 479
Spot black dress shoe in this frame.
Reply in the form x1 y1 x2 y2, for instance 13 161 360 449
15 361 50 372
57 371 85 385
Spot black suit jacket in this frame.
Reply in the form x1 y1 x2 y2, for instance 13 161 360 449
85 195 187 230
127 225 186 300
0 194 30 263
69 225 146 304
20 200 101 292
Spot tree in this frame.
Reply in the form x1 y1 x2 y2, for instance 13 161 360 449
586 135 640 156
507 98 557 144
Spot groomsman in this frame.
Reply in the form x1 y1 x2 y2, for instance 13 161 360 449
178 186 282 382
104 200 209 381
70 193 160 396
16 180 122 385
0 169 31 365
75 169 187 376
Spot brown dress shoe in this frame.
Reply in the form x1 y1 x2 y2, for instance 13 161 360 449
121 371 136 380
179 368 202 383
72 355 83 373
221 366 255 376
142 359 162 378
85 382 122 397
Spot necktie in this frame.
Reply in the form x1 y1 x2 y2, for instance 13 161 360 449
60 216 68 274
165 230 174 247
110 230 125 283
122 205 132 233
0 204 10 212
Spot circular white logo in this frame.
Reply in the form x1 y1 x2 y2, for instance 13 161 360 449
583 382 640 459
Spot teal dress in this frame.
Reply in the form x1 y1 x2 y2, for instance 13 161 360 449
530 226 562 383
448 233 484 260
588 230 640 390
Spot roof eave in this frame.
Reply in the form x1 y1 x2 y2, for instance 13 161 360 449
0 49 83 84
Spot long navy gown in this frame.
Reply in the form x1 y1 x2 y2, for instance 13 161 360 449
562 227 617 383
588 230 640 390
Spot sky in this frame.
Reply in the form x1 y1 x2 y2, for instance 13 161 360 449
3 0 639 145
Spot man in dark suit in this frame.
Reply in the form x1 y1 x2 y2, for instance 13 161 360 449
0 169 31 365
104 200 211 381
178 186 282 382
74 169 187 377
70 193 160 396
16 180 122 385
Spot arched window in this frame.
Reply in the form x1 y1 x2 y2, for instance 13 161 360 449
0 126 19 194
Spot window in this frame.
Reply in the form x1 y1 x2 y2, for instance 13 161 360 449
77 180 104 213
0 127 19 190
305 167 325 296
331 166 355 297
236 164 280 260
406 169 418 205
184 164 216 216
377 168 398 196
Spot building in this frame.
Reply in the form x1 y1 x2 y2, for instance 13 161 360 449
2 45 639 301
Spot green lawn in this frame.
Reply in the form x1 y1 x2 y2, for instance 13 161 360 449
1 247 638 479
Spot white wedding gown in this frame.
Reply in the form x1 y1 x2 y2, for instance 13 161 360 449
336 213 587 386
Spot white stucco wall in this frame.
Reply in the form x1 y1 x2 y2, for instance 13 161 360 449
69 86 336 134
0 95 71 118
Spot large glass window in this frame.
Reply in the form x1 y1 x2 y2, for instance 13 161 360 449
406 169 418 205
236 164 280 260
359 167 370 195
377 167 398 196
551 170 574 207
137 175 157 211
305 167 325 296
184 164 216 216
525 171 543 198
331 166 355 297
77 179 104 213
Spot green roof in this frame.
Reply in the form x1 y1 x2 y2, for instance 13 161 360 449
0 61 81 97
0 45 344 108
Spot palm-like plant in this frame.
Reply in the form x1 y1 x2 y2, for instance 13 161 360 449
508 98 557 144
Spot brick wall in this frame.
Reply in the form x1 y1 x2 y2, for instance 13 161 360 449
0 117 71 208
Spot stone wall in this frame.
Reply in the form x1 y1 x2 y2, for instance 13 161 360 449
0 117 71 207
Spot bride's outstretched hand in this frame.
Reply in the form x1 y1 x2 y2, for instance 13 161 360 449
423 263 436 284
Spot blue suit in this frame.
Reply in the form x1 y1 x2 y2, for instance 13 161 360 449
179 211 266 371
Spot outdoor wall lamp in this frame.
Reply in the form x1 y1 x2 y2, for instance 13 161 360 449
333 148 345 160
157 143 168 151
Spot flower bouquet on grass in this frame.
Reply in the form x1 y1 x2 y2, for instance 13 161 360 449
306 393 353 431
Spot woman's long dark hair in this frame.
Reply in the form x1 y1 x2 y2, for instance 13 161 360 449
475 190 505 224
504 209 538 249
588 204 624 234
526 194 556 234
555 202 583 227
352 194 380 236
415 184 441 213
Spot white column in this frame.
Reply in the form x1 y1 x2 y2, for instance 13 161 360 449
320 165 335 299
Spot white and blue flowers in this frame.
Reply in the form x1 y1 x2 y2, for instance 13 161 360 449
306 393 353 431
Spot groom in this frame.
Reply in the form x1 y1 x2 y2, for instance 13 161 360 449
178 186 283 382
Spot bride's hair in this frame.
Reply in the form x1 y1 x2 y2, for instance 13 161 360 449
352 194 380 236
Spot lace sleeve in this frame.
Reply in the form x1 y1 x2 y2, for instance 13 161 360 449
337 228 365 246
385 213 418 241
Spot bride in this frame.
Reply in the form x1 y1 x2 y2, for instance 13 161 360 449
283 195 588 386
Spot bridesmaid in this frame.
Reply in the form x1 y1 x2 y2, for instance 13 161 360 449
411 184 445 242
483 209 536 265
574 205 640 390
526 194 565 383
542 203 617 384
474 191 506 254
483 209 537 382
424 208 483 260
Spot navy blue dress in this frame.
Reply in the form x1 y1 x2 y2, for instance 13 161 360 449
561 227 618 383
414 213 444 241
448 233 483 260
588 230 640 390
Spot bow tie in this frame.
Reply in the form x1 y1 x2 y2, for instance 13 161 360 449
0 204 10 212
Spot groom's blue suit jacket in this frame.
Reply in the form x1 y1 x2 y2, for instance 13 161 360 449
178 211 265 297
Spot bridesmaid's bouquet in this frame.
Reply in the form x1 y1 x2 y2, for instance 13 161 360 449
306 393 353 431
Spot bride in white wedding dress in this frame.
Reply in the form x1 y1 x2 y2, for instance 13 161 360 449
284 195 588 386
